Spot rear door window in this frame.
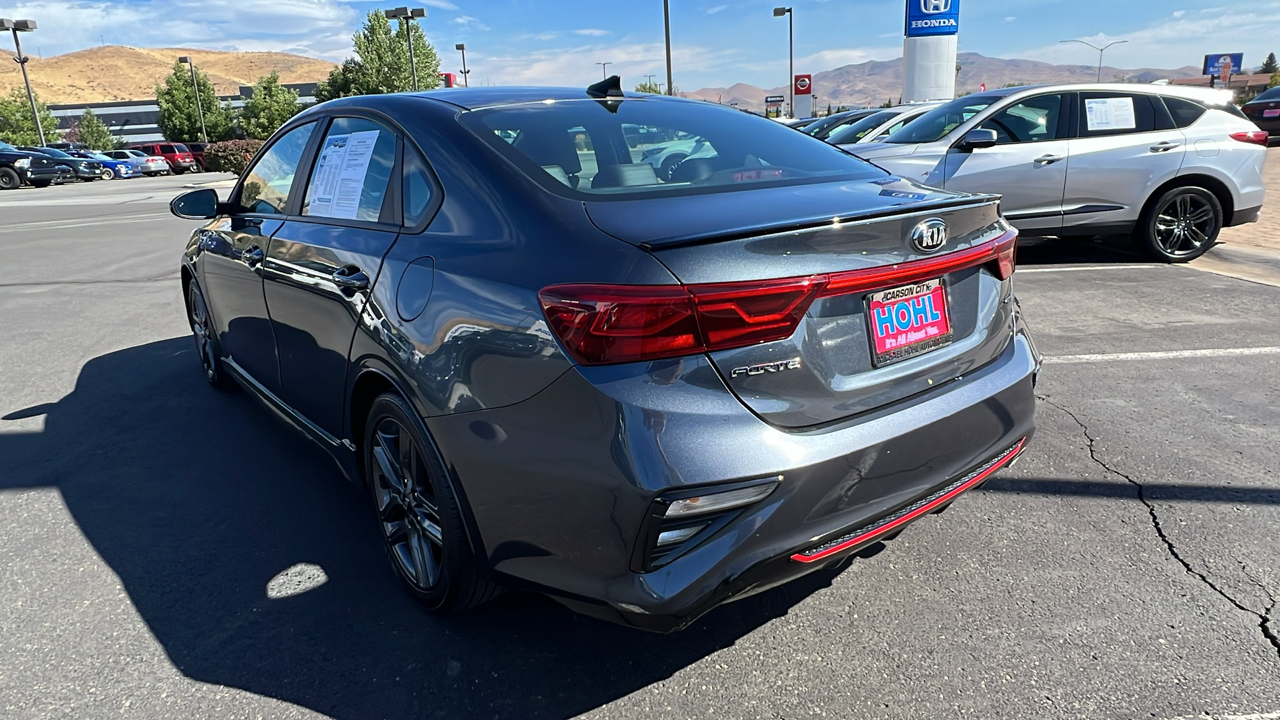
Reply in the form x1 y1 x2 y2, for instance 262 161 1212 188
302 117 399 223
1077 92 1161 137
159 144 176 154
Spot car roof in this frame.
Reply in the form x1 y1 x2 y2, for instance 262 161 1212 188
986 82 1235 105
327 86 694 112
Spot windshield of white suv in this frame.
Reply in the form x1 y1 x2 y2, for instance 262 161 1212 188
462 98 884 200
825 111 897 145
885 93 1008 144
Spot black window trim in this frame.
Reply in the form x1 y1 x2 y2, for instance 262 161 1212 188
400 135 446 235
948 91 1072 150
229 118 324 219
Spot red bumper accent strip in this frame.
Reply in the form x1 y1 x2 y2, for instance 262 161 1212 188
791 438 1026 563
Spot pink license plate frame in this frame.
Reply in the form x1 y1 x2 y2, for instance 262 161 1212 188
866 278 954 366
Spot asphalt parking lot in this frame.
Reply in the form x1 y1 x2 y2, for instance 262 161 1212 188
1 163 1279 719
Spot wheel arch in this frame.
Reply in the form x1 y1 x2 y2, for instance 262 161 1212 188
1141 173 1234 226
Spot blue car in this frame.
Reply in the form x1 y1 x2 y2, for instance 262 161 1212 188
70 150 135 180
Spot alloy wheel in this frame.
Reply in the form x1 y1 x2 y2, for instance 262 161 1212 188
371 417 445 591
1153 192 1217 258
188 285 218 382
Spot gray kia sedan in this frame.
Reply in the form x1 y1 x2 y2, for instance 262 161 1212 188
169 81 1039 632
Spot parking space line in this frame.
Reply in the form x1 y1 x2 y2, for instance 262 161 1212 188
0 214 173 233
1018 264 1162 274
1045 347 1280 364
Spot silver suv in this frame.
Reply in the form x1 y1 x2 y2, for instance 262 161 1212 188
851 84 1269 261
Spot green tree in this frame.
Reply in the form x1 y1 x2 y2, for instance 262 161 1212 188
74 109 121 150
156 60 233 142
635 80 661 94
315 10 441 101
1270 70 1280 89
0 88 58 146
241 73 299 140
1260 52 1278 75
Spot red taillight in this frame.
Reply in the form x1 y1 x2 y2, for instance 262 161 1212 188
540 229 1019 366
1230 130 1269 146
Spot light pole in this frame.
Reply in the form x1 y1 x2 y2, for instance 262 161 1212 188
455 43 470 87
1 19 45 146
773 7 793 118
644 74 657 92
177 56 208 143
663 0 673 95
1059 39 1129 83
595 61 612 80
385 7 426 91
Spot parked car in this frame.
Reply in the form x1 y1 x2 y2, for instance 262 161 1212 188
127 142 198 174
802 108 880 140
849 84 1268 262
168 86 1037 632
102 149 170 176
828 102 943 146
45 141 89 152
1241 85 1280 141
782 116 818 129
69 150 136 179
19 146 102 181
0 140 71 189
184 141 210 170
638 135 717 179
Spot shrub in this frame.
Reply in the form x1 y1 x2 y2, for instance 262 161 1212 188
204 139 265 175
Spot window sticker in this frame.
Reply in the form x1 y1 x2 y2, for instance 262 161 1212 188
308 129 380 219
1085 97 1136 131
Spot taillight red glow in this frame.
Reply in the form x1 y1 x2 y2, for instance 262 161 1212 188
1230 130 1269 146
540 228 1019 365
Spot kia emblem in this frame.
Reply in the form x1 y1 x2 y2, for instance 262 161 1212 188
910 218 948 254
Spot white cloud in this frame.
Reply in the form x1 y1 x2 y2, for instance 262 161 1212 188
452 15 490 31
1005 16 1017 22
707 4 729 13
469 41 741 89
420 0 459 9
1008 3 1280 71
573 29 611 36
1172 9 1186 17
3 0 359 60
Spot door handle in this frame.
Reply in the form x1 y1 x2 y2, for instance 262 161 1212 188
1149 141 1182 153
332 266 371 291
1033 154 1065 165
241 246 264 267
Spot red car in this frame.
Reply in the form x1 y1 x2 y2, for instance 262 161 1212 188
184 142 210 170
127 142 200 174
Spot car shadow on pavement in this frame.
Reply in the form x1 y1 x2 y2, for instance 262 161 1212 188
1015 234 1158 266
0 337 845 720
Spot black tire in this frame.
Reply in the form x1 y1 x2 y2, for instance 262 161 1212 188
659 153 687 181
190 163 204 174
172 165 185 175
101 168 115 180
187 280 234 390
0 167 19 190
1134 186 1222 263
364 393 500 613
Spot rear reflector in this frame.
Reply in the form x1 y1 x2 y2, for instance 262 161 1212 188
540 228 1018 365
1230 130 1270 146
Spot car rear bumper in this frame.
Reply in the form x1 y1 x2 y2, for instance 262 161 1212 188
427 315 1040 632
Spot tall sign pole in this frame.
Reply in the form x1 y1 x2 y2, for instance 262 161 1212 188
902 0 960 103
663 0 674 95
2 20 45 146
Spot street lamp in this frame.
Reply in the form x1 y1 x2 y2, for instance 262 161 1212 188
177 56 208 143
455 43 470 88
595 61 612 80
0 18 45 146
385 7 426 91
1059 39 1129 83
773 7 793 118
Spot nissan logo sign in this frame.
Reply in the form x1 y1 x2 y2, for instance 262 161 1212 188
910 219 948 254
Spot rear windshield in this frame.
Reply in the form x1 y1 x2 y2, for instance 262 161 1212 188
460 98 884 200
173 144 190 153
885 93 1011 144
1252 87 1280 102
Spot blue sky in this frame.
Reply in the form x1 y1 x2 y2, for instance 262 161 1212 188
7 0 1280 90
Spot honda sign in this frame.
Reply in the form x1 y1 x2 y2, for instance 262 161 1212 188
905 0 959 37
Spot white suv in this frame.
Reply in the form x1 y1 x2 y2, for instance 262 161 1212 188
850 84 1269 262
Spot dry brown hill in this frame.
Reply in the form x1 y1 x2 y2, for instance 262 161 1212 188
0 46 336 104
686 52 1202 112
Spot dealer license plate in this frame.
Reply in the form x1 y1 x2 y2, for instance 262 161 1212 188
867 278 953 366
1264 109 1280 118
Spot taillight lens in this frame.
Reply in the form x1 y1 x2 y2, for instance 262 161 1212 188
1230 130 1269 146
540 229 1019 366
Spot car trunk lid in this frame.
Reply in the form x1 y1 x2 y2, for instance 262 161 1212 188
584 178 1016 428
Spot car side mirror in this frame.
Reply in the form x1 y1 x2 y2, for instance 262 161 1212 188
170 188 221 220
958 128 998 151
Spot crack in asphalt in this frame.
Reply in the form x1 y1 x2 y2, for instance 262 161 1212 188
1038 395 1280 661
0 274 179 289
